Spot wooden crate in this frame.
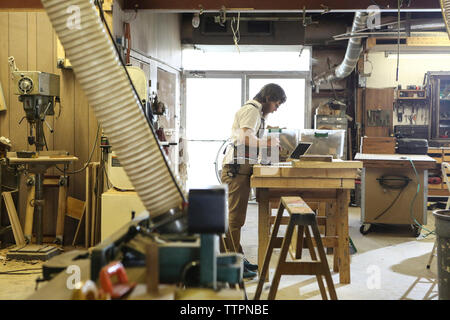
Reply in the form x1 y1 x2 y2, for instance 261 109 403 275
428 148 443 164
361 136 396 154
427 148 450 196
443 148 450 162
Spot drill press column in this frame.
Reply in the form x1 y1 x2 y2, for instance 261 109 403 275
34 172 44 245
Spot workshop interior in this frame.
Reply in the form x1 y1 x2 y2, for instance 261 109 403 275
0 0 449 301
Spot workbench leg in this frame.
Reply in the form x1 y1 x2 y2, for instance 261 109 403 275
56 176 67 245
337 189 350 284
258 188 270 282
327 201 339 272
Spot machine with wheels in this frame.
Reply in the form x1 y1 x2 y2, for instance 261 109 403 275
355 153 436 237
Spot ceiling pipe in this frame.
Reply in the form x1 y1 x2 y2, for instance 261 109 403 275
313 11 368 86
387 19 445 31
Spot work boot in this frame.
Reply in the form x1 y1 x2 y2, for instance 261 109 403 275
243 266 257 279
243 257 258 272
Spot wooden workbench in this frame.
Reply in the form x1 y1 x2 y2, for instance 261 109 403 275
7 153 78 165
250 160 362 284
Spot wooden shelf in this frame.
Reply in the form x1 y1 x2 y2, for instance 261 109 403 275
398 97 427 100
397 89 426 100
428 188 450 197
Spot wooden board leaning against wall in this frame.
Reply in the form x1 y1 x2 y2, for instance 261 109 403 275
0 11 100 244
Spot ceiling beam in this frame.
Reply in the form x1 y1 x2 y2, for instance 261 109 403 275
123 0 440 11
0 0 43 9
0 0 122 10
0 0 440 11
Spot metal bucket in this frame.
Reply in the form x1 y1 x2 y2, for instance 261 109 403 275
432 210 450 300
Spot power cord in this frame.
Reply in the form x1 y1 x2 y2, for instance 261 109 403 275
0 271 41 275
231 12 241 53
214 139 231 183
395 0 403 82
374 175 411 220
54 123 101 174
408 158 435 237
0 267 41 275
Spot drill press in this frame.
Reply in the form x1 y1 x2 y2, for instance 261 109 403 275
6 57 66 260
9 57 59 152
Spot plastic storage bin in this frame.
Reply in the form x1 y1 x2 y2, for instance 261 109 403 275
299 129 345 159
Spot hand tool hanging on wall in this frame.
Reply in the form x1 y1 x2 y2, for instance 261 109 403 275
396 101 403 122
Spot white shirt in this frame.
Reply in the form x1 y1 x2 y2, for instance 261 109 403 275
223 100 263 165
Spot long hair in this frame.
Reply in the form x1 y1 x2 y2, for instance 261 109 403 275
253 83 287 104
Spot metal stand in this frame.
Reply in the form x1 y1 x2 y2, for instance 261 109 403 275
5 61 68 260
426 240 437 269
6 244 61 261
5 162 60 261
5 155 77 261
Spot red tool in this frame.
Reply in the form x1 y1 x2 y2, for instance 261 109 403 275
429 177 442 184
99 261 136 299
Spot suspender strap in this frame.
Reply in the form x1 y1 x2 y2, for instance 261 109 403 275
245 102 265 138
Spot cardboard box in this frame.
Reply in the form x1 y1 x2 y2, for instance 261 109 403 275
361 136 396 154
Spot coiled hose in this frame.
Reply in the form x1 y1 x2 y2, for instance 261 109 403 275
40 0 185 218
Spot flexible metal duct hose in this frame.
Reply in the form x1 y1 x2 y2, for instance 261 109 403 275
441 0 450 38
41 0 185 217
314 12 368 85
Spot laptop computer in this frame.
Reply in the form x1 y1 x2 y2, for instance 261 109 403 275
289 141 313 159
265 141 313 165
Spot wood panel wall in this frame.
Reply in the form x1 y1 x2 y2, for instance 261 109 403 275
0 11 99 238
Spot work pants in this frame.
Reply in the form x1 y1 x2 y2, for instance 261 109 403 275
221 163 253 254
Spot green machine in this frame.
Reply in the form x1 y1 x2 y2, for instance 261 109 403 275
43 186 244 291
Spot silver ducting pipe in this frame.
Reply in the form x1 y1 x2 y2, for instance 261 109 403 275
387 19 445 32
314 11 368 86
41 0 185 218
441 0 450 38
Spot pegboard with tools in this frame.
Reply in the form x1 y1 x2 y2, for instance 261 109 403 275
394 99 429 126
366 109 391 127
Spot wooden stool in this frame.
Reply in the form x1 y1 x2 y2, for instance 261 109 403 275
254 196 337 300
269 198 339 272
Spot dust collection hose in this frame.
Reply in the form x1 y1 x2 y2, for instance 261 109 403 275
40 0 185 218
441 0 450 38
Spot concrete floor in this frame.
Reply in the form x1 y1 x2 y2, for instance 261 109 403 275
0 204 439 300
242 203 438 300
